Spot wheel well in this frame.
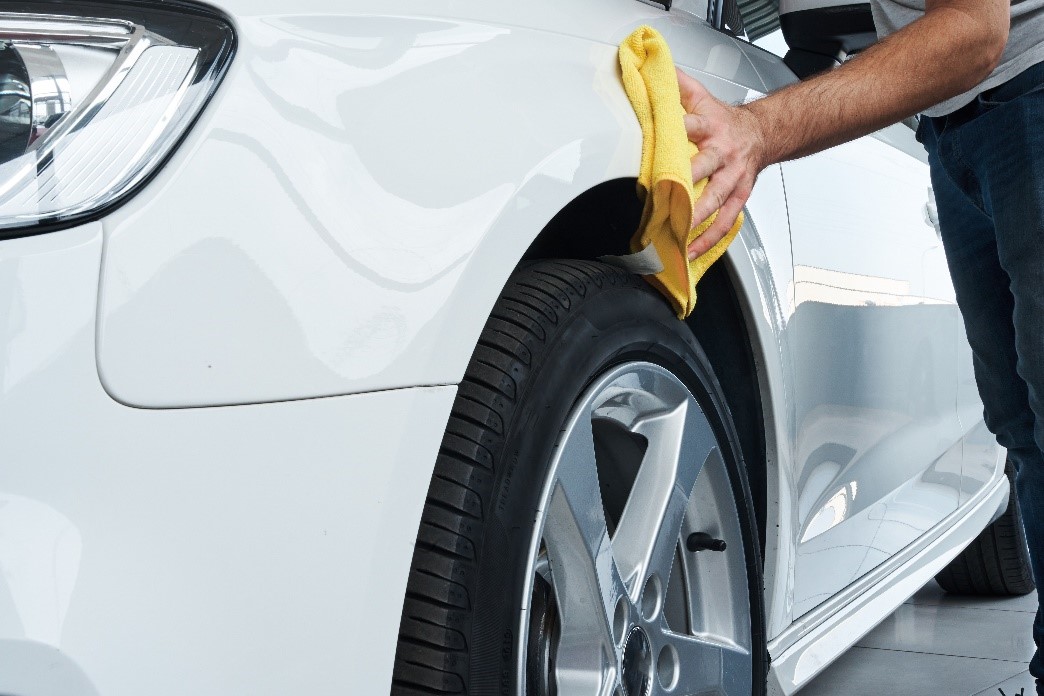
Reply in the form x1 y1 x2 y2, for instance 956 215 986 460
521 180 768 553
522 178 642 261
686 263 768 557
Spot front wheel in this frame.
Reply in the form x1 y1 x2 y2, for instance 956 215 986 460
392 260 767 695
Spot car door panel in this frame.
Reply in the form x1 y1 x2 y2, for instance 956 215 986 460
782 125 964 616
957 322 1006 504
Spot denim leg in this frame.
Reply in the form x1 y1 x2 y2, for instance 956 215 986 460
920 121 1035 463
961 85 1044 689
924 70 1044 688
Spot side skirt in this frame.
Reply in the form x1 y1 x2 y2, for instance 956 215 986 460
767 455 1009 696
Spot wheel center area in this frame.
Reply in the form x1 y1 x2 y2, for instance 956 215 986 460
621 626 653 696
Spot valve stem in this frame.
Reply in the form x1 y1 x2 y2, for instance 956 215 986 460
686 532 727 553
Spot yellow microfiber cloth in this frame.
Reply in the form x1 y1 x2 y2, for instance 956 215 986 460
617 25 744 319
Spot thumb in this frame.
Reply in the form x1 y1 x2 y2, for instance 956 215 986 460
676 67 710 113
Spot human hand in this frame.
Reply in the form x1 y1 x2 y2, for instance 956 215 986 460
677 68 767 260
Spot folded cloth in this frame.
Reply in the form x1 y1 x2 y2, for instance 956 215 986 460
616 25 743 319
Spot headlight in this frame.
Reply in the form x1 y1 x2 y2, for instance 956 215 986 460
0 1 234 236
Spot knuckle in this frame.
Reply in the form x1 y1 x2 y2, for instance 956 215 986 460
712 188 727 209
699 146 722 171
693 157 714 181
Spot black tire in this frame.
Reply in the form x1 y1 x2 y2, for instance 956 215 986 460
936 459 1035 596
391 259 767 695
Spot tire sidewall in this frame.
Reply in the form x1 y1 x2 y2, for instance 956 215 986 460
466 268 766 695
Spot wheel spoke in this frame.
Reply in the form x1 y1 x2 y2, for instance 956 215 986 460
612 400 717 601
657 629 752 696
543 411 626 694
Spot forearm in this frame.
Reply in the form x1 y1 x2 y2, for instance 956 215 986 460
744 3 1009 166
678 0 1009 258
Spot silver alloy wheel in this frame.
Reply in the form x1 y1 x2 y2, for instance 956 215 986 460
518 362 754 696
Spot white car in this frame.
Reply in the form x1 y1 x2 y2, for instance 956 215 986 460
0 1 1031 695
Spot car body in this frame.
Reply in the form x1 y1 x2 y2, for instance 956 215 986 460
0 1 1010 695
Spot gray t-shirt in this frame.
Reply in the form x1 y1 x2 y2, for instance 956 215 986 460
870 0 1044 116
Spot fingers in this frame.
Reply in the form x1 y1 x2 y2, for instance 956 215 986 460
690 145 721 184
675 84 762 263
688 193 746 261
684 113 710 144
691 172 734 229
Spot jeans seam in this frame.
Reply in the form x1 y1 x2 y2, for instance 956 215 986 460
950 130 989 216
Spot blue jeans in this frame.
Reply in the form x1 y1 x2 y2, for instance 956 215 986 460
919 61 1044 690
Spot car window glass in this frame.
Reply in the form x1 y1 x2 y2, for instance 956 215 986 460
753 28 787 58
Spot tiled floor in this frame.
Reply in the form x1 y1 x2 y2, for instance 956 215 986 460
799 581 1038 696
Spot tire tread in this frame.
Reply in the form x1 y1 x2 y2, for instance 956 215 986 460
392 261 763 695
392 262 637 694
936 460 1035 596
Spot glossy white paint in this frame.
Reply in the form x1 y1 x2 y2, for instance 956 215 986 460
782 127 965 616
767 461 1009 696
0 1 1008 695
739 33 1005 681
957 317 1000 505
95 0 763 408
720 164 799 642
0 222 455 695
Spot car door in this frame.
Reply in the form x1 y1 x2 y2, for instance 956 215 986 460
781 125 964 615
644 0 963 617
734 18 965 616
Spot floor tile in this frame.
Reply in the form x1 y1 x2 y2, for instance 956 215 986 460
798 646 1025 696
856 602 1036 662
974 670 1036 696
906 581 1039 614
799 580 1039 694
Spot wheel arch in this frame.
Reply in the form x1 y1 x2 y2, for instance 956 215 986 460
520 179 781 557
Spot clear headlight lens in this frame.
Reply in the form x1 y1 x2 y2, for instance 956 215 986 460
0 2 234 235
